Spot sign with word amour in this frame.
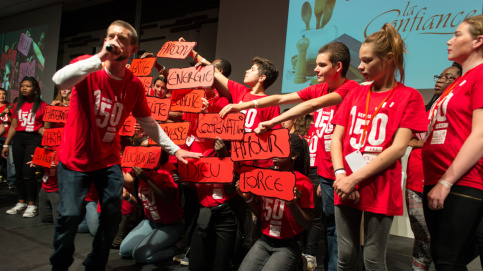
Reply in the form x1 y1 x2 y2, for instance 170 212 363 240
231 129 290 162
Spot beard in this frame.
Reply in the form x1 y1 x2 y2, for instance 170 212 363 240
114 54 129 62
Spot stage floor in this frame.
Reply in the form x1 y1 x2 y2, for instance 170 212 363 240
0 184 480 271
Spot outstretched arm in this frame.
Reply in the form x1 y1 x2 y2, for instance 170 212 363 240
255 92 343 133
219 92 302 118
136 116 202 164
179 37 232 101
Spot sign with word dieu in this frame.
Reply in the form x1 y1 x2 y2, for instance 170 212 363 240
178 157 234 183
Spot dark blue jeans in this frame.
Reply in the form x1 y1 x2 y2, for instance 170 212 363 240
320 176 338 271
50 162 123 271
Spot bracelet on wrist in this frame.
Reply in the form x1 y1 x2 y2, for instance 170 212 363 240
438 180 453 188
3 145 8 148
334 168 346 175
253 100 259 109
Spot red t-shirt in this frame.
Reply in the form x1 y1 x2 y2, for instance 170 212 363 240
227 80 281 168
183 93 229 155
422 63 483 190
0 103 12 137
331 83 426 216
58 59 152 172
13 101 47 132
138 168 184 224
260 171 313 239
41 167 58 193
297 80 358 178
197 183 236 208
406 120 428 193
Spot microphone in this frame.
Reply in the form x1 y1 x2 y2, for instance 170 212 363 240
106 44 114 52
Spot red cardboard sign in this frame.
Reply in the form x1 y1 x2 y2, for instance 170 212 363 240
239 166 296 201
32 147 55 168
170 89 205 113
148 122 190 146
129 58 157 77
167 65 214 90
41 128 64 147
157 41 197 59
231 129 290 162
178 157 234 183
138 76 153 95
146 97 170 121
119 115 136 136
43 106 69 123
196 113 245 140
121 146 161 169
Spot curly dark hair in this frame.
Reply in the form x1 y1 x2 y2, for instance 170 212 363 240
289 134 310 177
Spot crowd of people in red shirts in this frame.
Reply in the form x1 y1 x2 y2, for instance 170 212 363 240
1 14 483 271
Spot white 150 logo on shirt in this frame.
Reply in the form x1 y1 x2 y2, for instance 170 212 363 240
240 104 258 132
348 106 388 149
263 197 285 221
314 109 334 137
93 90 124 142
19 109 35 131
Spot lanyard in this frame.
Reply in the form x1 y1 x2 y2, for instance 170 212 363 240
359 81 397 148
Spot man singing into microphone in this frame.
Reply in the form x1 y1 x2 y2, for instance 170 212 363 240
50 20 202 271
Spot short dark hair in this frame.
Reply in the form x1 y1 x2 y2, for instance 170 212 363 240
318 42 351 77
109 20 138 45
0 88 7 95
154 75 167 84
214 59 232 77
252 57 279 89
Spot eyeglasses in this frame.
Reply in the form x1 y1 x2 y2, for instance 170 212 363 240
434 75 456 83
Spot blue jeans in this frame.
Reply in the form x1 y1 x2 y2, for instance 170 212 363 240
50 162 123 271
120 219 184 263
77 201 100 237
320 176 338 271
238 235 301 271
7 144 15 185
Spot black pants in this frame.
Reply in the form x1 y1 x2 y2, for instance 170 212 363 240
304 168 323 256
189 204 238 271
423 184 483 270
13 131 42 202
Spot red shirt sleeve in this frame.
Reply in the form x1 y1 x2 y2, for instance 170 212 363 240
471 75 483 111
227 80 250 104
296 85 317 101
331 85 360 127
131 80 152 119
399 89 427 132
